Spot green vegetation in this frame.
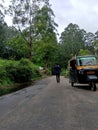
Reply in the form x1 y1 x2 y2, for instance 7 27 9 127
0 58 42 96
0 0 98 95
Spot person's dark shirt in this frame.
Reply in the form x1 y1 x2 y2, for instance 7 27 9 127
54 65 61 75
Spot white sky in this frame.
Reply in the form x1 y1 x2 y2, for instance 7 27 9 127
2 0 98 35
50 0 98 35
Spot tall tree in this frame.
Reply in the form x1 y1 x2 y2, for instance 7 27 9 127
60 23 85 55
32 3 58 66
59 23 85 67
7 0 49 60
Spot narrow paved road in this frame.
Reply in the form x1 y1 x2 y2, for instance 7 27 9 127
0 76 98 130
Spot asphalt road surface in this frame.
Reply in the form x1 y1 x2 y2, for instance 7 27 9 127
0 76 98 130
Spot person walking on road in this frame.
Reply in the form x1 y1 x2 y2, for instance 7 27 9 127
54 63 61 83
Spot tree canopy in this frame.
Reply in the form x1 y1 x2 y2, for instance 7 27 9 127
0 0 98 68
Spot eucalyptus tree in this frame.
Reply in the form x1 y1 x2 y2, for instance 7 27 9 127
32 3 58 66
7 0 50 60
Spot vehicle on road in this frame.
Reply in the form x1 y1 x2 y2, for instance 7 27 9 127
69 55 98 91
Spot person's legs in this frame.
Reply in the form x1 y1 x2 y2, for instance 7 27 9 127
56 74 60 83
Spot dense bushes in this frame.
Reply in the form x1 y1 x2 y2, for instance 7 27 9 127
0 66 10 85
0 58 41 85
6 64 33 83
6 59 32 83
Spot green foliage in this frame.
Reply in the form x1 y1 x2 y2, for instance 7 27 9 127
0 59 42 96
19 58 41 78
0 23 7 57
1 0 98 71
7 0 53 60
64 70 70 77
0 59 18 85
5 63 16 81
59 23 86 67
78 49 92 56
0 68 6 79
13 66 33 83
32 66 41 78
0 66 7 84
45 68 51 75
0 59 41 85
5 59 41 83
19 58 32 66
32 5 58 66
0 23 20 59
6 35 29 60
60 23 85 54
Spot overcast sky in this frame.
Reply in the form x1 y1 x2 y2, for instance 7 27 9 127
50 0 98 35
2 0 98 35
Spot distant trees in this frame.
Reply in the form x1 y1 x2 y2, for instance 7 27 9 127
58 23 98 67
59 23 85 67
60 23 86 55
78 49 92 56
1 0 98 68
